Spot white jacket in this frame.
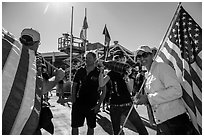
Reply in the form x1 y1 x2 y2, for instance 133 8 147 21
145 61 186 124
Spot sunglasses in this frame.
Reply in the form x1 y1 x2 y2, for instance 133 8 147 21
136 52 151 58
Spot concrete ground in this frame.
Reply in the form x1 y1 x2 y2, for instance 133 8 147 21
41 90 157 135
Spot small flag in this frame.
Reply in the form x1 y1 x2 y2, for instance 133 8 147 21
102 24 111 46
155 6 202 134
102 24 111 60
80 16 88 40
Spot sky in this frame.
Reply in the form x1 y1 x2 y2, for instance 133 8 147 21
2 1 202 53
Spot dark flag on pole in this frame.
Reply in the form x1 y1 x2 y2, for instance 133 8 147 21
155 6 202 134
80 16 88 40
102 24 111 60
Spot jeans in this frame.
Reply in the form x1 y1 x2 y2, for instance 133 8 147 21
157 113 199 135
110 105 148 135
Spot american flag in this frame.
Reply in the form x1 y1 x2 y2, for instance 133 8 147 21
155 6 202 134
2 29 42 134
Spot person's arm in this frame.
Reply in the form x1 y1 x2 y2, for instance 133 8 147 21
124 75 134 94
42 68 65 95
98 67 110 87
71 69 81 104
98 86 107 106
71 82 78 104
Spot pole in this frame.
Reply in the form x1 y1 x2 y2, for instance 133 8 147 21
43 57 58 70
69 6 73 82
118 2 182 135
118 79 147 135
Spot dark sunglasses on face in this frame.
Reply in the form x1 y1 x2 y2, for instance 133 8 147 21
136 52 151 58
114 55 120 60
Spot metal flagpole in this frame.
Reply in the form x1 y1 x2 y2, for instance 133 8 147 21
118 2 182 135
69 6 74 82
42 57 58 70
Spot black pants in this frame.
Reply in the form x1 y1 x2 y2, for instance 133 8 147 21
157 113 199 135
110 105 148 135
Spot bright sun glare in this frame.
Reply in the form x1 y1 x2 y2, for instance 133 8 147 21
43 2 67 15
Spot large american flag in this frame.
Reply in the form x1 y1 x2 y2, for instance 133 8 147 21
155 6 202 134
2 29 42 134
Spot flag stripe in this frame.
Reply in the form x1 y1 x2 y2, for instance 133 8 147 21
191 62 202 82
192 89 202 115
10 50 36 134
2 40 23 111
158 49 175 70
195 55 202 70
2 39 13 69
21 75 42 134
2 46 29 134
182 86 196 115
165 40 183 71
189 65 202 92
182 100 201 133
192 82 202 105
21 55 42 134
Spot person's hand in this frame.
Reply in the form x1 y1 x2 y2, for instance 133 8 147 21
96 60 105 72
126 67 132 76
133 93 148 105
96 60 104 67
55 68 65 81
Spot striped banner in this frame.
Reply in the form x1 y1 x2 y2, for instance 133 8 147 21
155 6 202 134
2 29 42 134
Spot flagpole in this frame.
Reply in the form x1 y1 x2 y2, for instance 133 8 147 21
69 6 73 82
43 57 58 70
118 2 182 135
153 2 182 60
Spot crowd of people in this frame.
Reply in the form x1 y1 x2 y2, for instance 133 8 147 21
3 27 198 135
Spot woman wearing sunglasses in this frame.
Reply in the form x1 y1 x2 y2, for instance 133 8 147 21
133 45 196 135
98 50 148 135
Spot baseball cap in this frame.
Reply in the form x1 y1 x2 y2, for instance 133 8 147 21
21 28 40 42
137 45 152 53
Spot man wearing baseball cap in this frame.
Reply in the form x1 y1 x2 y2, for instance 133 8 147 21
20 28 41 53
19 28 65 134
134 45 196 134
